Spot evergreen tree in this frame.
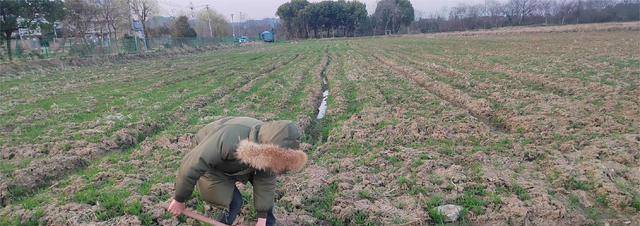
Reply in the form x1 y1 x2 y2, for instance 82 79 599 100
373 0 415 34
171 16 197 38
1 0 64 60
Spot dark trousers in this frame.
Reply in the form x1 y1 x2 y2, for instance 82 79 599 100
218 186 276 226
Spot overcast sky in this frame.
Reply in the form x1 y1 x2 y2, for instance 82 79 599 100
158 0 482 21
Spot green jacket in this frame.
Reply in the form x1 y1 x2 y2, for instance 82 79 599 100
174 117 307 217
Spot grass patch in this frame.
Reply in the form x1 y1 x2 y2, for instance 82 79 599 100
357 190 372 200
411 158 424 168
386 156 401 165
352 211 372 225
74 186 132 221
632 195 640 211
18 193 52 210
489 192 503 205
0 161 17 175
397 176 418 192
513 184 530 201
428 207 447 225
306 182 339 223
568 194 580 210
565 176 592 191
595 194 608 207
456 192 486 215
425 195 446 224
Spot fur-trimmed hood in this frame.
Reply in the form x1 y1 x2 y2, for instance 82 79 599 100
235 140 307 174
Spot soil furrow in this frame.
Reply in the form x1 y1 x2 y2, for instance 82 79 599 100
378 47 633 140
386 43 626 98
219 54 303 105
368 53 507 134
300 48 331 142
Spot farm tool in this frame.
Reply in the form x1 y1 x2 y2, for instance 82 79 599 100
163 203 229 226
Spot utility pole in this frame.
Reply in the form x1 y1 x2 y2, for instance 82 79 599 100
231 13 235 38
206 4 213 38
189 2 200 46
189 2 195 19
53 22 58 42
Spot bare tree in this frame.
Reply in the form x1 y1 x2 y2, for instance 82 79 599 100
508 0 540 25
538 0 555 24
129 0 158 39
195 8 231 38
467 4 484 29
485 0 504 27
65 0 98 44
556 0 578 24
449 5 466 30
96 0 128 50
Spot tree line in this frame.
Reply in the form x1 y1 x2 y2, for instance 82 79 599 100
276 0 416 39
0 0 231 60
277 0 367 38
276 0 638 39
2 0 637 60
410 0 639 33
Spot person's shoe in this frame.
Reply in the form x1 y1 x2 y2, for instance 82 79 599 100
217 209 234 225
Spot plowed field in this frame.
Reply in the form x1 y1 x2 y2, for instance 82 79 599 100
1 22 639 225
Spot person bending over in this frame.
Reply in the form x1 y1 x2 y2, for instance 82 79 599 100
167 117 307 226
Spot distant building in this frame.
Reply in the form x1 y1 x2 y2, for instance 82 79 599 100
16 16 48 39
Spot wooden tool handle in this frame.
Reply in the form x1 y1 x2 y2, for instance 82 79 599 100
182 208 229 226
163 203 229 226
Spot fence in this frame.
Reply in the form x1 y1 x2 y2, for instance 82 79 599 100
0 36 239 61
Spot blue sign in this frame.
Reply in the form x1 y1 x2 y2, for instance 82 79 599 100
132 20 143 31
